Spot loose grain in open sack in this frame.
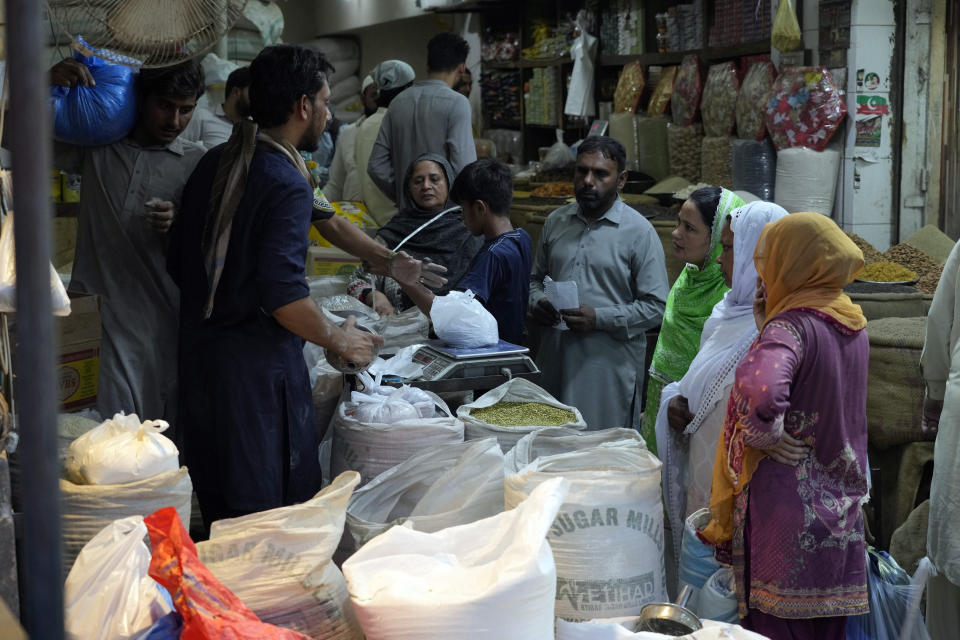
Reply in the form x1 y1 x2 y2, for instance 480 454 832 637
504 435 667 621
458 377 586 452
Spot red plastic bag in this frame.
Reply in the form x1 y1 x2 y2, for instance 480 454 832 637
144 507 309 640
671 54 704 126
764 67 847 151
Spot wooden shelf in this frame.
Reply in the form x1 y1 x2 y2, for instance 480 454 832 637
484 55 571 70
598 40 770 67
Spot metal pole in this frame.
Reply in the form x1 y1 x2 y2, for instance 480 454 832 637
6 0 63 637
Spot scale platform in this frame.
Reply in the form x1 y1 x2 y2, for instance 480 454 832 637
409 339 540 389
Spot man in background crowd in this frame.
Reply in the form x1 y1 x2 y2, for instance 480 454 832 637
328 60 415 225
529 136 668 429
181 66 252 149
49 58 207 426
368 32 476 208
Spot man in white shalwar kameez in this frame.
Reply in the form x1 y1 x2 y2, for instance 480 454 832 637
529 136 668 429
922 238 960 640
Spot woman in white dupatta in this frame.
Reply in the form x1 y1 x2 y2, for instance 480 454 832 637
655 201 790 560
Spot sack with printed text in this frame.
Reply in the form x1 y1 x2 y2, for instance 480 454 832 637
505 429 666 621
196 472 364 640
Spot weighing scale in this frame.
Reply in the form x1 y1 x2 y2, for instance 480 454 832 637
409 339 539 383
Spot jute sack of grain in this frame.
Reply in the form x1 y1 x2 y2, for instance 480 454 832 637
505 436 666 621
866 317 932 449
848 291 933 321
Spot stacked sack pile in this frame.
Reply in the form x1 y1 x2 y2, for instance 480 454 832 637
300 37 365 124
226 0 285 66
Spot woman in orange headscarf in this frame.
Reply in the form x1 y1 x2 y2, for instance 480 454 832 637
699 213 870 640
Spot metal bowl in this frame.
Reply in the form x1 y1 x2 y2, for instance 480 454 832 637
637 602 702 636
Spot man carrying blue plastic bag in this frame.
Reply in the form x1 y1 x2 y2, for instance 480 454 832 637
50 54 206 430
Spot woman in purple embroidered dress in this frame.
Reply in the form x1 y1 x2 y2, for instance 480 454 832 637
699 212 870 640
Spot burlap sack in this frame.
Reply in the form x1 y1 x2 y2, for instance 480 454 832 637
866 317 932 449
849 291 933 321
890 500 929 576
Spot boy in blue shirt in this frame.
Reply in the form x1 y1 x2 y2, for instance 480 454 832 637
394 159 532 344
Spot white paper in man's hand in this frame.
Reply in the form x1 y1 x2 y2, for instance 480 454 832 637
544 277 579 331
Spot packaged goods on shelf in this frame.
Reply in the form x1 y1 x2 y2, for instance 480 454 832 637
647 66 677 117
614 61 645 113
773 146 841 215
481 70 522 126
636 116 671 181
671 55 704 127
700 136 734 189
732 138 777 201
765 67 847 151
525 67 560 126
700 62 740 137
667 123 704 183
736 62 776 140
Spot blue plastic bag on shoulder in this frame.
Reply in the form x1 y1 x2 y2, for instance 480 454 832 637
50 47 138 146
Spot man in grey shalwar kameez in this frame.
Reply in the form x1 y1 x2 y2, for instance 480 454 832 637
50 58 208 424
529 136 668 429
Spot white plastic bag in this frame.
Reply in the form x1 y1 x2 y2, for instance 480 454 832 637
346 438 505 549
197 472 364 640
505 436 666 621
331 389 464 486
350 391 420 424
64 413 178 485
431 289 499 348
343 477 570 640
61 467 192 577
65 516 173 640
458 378 587 452
556 618 770 640
774 146 841 216
0 212 71 316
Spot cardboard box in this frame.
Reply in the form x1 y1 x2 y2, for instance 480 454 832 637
307 246 361 277
56 294 101 411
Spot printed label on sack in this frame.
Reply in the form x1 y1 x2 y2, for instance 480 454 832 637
550 507 664 552
556 573 657 614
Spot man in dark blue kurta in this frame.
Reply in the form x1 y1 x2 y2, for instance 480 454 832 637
169 46 405 529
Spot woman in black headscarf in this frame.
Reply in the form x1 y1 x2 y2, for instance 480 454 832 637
348 152 483 314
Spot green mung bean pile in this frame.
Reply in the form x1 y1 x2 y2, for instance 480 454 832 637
469 401 575 427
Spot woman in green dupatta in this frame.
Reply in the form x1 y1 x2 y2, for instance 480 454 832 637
640 187 744 454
